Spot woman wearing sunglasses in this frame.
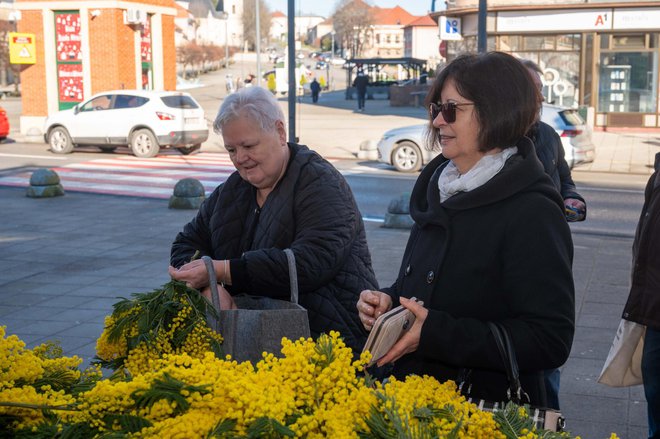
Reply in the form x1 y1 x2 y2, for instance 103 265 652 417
357 52 575 408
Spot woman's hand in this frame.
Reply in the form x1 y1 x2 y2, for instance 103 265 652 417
376 297 429 367
200 285 237 310
357 290 392 331
168 259 209 290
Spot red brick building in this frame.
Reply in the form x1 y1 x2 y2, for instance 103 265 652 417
15 0 177 135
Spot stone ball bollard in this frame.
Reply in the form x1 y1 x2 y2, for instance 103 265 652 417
26 168 65 198
169 178 206 209
382 192 414 229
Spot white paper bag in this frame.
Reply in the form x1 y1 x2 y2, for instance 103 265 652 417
598 319 646 387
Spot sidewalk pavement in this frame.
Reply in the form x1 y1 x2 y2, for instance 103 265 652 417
0 183 648 439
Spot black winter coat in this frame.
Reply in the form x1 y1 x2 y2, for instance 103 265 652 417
384 138 575 406
171 143 378 352
529 121 586 207
623 152 660 330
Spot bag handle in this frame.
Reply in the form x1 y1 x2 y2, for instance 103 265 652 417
487 322 530 405
202 256 222 312
283 248 299 304
202 249 299 311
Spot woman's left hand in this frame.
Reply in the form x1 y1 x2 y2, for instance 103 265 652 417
376 296 429 367
168 259 209 290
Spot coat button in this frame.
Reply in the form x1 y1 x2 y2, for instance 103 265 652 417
405 264 411 275
426 271 434 283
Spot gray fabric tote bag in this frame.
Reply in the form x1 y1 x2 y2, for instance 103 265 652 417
202 249 311 363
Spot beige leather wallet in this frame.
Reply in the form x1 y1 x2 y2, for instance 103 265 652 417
362 297 420 367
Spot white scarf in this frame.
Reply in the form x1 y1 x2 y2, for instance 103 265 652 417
438 147 518 202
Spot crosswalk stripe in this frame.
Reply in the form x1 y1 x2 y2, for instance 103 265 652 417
0 153 235 199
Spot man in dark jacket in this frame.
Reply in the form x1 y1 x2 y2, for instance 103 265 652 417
623 152 660 439
169 86 377 354
310 78 321 103
523 60 587 222
353 71 369 112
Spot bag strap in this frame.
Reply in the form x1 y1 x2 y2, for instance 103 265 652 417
487 322 530 405
202 250 299 310
202 256 222 313
283 248 299 304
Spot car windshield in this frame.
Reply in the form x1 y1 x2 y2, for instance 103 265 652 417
559 109 584 127
160 95 199 109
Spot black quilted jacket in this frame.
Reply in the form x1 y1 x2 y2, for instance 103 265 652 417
171 143 377 352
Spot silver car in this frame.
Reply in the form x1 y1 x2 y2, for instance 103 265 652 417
377 103 595 172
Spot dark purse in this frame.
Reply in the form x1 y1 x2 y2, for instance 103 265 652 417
202 249 311 363
460 322 566 432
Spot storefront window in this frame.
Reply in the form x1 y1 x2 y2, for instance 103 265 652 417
523 36 554 51
598 52 658 113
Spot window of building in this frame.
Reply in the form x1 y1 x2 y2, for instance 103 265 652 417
598 51 657 113
386 35 391 44
395 34 400 44
612 35 646 49
523 36 554 51
376 34 380 44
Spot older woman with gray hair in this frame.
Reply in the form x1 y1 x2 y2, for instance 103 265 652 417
169 86 377 353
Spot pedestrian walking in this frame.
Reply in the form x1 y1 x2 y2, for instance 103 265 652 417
353 71 369 112
357 52 575 407
523 58 587 410
621 152 660 439
310 78 321 103
225 74 235 94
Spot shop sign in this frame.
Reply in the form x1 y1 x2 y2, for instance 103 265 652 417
613 8 660 30
439 16 462 41
8 32 36 64
58 64 83 103
140 17 152 62
55 13 82 61
497 9 612 32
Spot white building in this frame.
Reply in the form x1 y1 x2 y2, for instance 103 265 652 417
404 14 442 66
175 0 243 48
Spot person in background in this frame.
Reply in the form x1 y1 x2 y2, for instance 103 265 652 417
310 78 321 104
169 86 377 354
356 52 575 407
353 71 369 112
522 59 587 223
622 152 660 439
521 59 587 410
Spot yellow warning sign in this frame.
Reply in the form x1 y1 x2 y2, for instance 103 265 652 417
9 32 36 64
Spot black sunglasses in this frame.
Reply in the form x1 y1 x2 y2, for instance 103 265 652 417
429 102 474 123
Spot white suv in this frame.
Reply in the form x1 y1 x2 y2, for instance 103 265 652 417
44 90 209 158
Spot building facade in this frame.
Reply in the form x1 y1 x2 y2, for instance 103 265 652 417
15 0 177 136
404 14 442 67
435 0 660 128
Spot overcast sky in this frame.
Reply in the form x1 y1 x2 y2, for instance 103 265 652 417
263 0 444 18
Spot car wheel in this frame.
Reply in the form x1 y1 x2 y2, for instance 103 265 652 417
392 141 422 172
99 146 117 153
48 127 74 154
130 129 160 158
177 144 201 155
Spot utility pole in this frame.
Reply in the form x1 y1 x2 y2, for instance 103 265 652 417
255 0 261 86
287 0 296 142
477 0 487 53
222 12 229 68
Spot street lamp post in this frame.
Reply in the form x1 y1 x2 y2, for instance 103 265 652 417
255 0 261 86
222 12 229 69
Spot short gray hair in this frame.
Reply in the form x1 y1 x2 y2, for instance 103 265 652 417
213 86 285 134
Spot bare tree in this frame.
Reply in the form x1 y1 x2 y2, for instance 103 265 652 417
177 42 204 78
331 0 374 59
242 0 271 51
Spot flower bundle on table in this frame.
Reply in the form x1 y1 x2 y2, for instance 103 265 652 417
0 281 621 438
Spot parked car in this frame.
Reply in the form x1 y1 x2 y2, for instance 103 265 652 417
44 90 209 158
377 103 595 172
315 61 327 70
0 106 9 141
540 103 595 168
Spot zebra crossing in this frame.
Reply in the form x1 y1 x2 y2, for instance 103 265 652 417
0 152 237 199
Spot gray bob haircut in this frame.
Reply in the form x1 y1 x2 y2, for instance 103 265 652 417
213 86 285 134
